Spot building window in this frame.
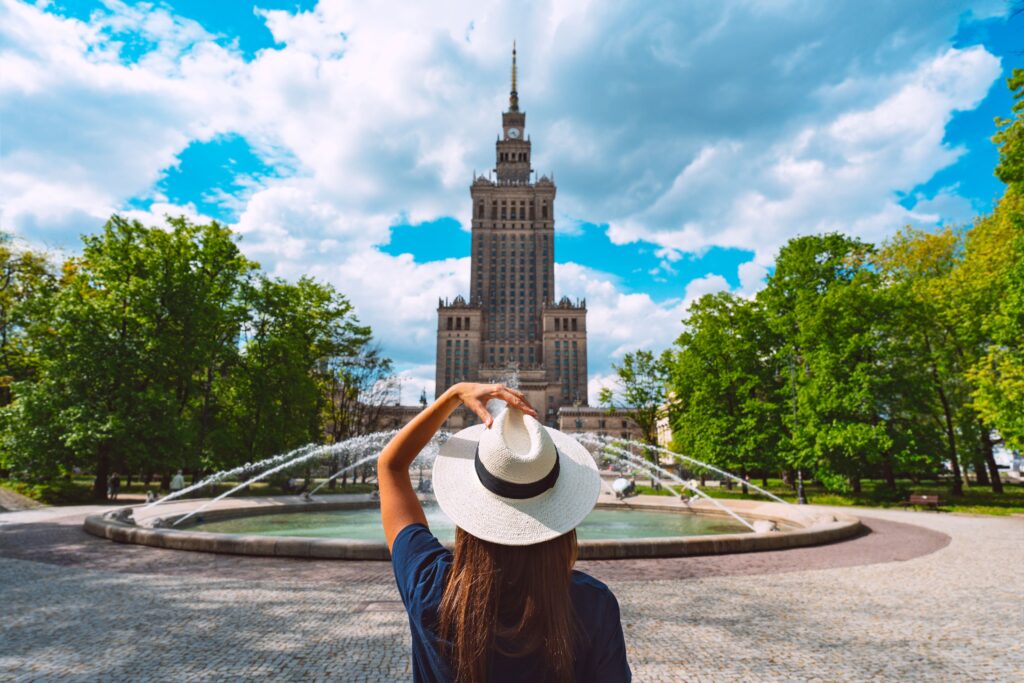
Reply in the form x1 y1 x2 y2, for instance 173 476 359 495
571 318 578 331
599 419 606 429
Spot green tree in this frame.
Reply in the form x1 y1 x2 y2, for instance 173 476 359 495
665 293 784 487
0 235 56 407
215 275 367 467
320 341 395 488
759 234 877 491
969 68 1024 451
4 216 255 498
598 349 667 451
992 68 1024 188
875 227 1002 494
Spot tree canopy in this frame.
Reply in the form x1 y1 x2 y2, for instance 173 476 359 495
0 215 391 499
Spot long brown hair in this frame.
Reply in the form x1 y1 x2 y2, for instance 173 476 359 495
438 527 579 683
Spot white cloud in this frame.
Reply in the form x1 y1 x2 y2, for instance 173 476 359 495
556 261 733 401
0 0 246 239
395 364 437 405
906 185 978 226
0 0 1009 407
605 45 1001 262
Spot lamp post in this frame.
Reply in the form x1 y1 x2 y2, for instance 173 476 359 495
790 351 808 505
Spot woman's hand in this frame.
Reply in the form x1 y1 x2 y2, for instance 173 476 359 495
378 382 538 549
452 382 538 428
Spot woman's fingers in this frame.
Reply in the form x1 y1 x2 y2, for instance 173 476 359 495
496 386 532 411
494 387 538 417
464 397 493 428
457 383 537 425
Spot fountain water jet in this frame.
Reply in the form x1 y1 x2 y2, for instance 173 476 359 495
625 438 790 506
145 443 321 509
305 431 449 497
174 444 366 526
85 412 864 558
580 436 758 532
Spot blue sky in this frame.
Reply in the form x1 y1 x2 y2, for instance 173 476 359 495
1 0 1021 402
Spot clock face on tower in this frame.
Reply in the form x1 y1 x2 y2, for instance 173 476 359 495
507 127 521 139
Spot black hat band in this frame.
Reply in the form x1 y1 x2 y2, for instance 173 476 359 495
474 445 560 500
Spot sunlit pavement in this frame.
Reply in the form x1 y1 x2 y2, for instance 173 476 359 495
1 505 1021 682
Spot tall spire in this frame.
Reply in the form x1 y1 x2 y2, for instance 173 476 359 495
509 41 519 112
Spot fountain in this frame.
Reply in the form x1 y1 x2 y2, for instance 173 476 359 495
83 404 861 559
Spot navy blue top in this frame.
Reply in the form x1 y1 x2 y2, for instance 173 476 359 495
391 523 631 683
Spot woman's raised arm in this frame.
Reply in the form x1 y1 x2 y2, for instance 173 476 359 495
377 382 537 549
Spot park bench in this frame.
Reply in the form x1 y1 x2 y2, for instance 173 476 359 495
903 494 943 511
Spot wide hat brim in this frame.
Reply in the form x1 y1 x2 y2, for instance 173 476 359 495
433 422 601 546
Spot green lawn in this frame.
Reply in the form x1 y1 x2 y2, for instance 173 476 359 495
1 475 377 505
694 477 1024 516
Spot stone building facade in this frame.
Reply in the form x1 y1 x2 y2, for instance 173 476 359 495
558 406 642 441
435 47 588 428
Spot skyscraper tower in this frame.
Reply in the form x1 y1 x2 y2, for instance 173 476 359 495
435 45 588 426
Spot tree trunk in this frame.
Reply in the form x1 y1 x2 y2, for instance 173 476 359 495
850 476 862 494
195 366 214 463
935 383 964 495
740 466 748 495
882 454 896 490
761 476 768 488
924 334 963 496
979 426 1003 493
93 443 111 501
972 454 990 485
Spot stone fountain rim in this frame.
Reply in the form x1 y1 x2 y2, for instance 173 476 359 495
82 493 863 561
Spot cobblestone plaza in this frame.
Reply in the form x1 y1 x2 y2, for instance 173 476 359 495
1 506 1021 682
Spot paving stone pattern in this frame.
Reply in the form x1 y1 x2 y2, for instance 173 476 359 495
0 507 1021 682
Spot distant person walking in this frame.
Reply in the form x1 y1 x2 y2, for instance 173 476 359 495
170 470 186 496
108 473 121 501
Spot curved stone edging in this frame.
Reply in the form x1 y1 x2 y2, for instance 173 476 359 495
82 494 863 561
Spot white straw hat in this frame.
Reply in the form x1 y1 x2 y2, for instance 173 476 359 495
432 407 601 546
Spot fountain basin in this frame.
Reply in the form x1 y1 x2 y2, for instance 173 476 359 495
83 493 862 560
